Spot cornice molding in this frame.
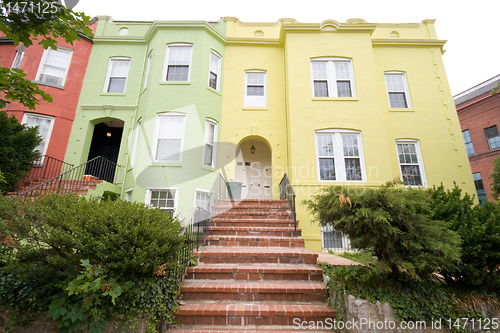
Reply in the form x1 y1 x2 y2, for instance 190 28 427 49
80 105 137 110
371 38 446 46
225 37 282 46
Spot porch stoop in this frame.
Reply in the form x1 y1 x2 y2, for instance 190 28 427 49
174 199 335 332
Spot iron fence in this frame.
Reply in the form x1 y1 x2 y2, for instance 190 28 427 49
279 173 297 236
16 155 74 191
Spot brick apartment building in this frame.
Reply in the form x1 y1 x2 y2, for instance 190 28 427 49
455 74 500 203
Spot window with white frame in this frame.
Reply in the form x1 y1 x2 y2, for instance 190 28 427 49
143 51 152 88
315 130 365 181
208 51 221 90
104 58 131 93
146 188 178 215
153 113 186 162
244 70 267 107
164 44 193 81
36 47 73 87
130 119 141 166
384 72 412 108
484 125 500 150
310 58 355 97
396 140 426 186
124 189 133 202
462 130 475 156
22 114 55 159
321 225 350 251
11 46 25 69
194 190 210 211
203 119 217 167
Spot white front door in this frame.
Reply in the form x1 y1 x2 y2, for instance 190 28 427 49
235 158 272 200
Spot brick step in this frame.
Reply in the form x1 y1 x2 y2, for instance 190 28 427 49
175 303 336 326
215 203 290 210
213 208 291 216
194 247 318 265
171 328 334 333
209 227 301 237
206 235 304 247
182 281 326 302
213 211 293 219
186 264 322 281
210 219 295 228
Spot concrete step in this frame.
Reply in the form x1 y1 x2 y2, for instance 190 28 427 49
185 264 323 282
206 235 304 248
181 281 327 302
194 247 318 265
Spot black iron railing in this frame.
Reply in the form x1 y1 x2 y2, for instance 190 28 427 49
9 156 121 202
279 173 297 236
16 155 74 190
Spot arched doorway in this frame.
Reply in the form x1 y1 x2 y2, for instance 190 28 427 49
86 121 124 182
235 138 272 200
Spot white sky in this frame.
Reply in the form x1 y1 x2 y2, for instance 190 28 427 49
74 0 500 96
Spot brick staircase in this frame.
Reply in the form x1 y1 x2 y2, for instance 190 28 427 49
174 199 335 332
5 177 104 199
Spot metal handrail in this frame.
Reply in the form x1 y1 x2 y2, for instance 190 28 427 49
9 156 121 201
15 155 74 190
279 173 297 236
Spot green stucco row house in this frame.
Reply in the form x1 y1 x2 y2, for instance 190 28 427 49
64 16 226 223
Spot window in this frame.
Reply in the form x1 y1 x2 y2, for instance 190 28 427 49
143 52 152 88
396 140 426 186
484 125 500 150
310 58 355 97
462 130 475 156
130 119 141 166
124 189 133 202
164 44 193 81
203 119 217 167
11 46 25 69
194 190 210 211
22 114 55 159
315 130 365 181
36 47 73 87
208 51 221 90
472 172 487 204
384 72 412 108
244 70 267 107
322 225 351 251
146 188 178 215
153 113 186 162
104 58 131 93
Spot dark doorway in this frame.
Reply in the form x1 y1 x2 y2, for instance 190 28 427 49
86 121 123 182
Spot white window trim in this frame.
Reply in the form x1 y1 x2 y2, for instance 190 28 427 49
194 188 211 210
124 188 133 202
244 70 267 107
151 112 187 163
208 51 222 91
203 119 218 167
384 71 412 108
130 119 141 166
143 51 153 89
162 43 193 82
395 139 427 187
11 45 25 69
103 57 131 93
35 46 73 87
310 57 356 98
145 187 179 215
315 129 366 182
21 113 55 159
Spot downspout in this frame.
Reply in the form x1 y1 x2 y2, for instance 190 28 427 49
120 46 147 199
282 35 289 177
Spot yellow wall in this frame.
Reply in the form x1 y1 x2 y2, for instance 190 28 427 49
221 18 476 251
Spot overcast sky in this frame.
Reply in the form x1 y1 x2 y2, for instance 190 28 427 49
74 0 499 96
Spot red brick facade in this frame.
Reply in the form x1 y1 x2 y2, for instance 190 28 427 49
456 77 500 202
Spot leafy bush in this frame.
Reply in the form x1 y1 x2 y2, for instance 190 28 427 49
428 185 500 292
490 157 500 201
304 182 462 280
0 194 186 332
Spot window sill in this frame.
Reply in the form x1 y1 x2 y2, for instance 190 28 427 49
100 92 126 96
242 107 268 111
389 108 415 112
207 86 221 95
149 162 183 167
33 81 64 90
201 164 216 172
311 97 358 101
160 81 191 85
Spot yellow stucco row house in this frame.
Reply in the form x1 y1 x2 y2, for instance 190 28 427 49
219 17 475 251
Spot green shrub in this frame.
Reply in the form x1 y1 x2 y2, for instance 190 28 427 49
0 194 186 332
428 185 500 292
304 182 462 281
